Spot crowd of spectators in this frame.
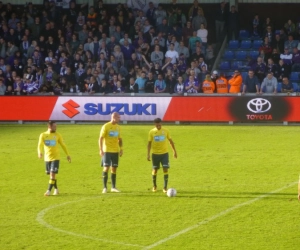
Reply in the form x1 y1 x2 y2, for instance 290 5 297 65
1 0 296 97
233 15 300 94
0 0 221 96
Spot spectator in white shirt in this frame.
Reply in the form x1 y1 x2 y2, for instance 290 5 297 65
197 23 208 52
165 43 179 64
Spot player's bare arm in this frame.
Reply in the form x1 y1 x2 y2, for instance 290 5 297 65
119 138 123 157
147 141 152 161
59 139 71 162
37 134 44 159
99 136 104 156
169 139 177 158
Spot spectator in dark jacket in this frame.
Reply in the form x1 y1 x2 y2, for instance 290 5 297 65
126 77 139 93
227 5 239 40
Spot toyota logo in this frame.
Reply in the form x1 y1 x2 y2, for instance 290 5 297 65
247 98 271 113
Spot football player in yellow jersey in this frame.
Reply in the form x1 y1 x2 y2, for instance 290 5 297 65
147 118 177 193
38 121 71 196
99 112 123 194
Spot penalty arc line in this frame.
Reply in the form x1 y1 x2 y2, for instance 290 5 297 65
143 181 297 250
36 197 144 248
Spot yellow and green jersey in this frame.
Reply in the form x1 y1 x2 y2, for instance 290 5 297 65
38 130 69 161
148 127 171 154
100 122 121 153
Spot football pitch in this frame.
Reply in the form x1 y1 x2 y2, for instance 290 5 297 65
1 124 299 250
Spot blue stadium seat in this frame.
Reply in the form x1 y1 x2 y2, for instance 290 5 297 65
219 61 230 70
223 50 234 60
289 72 300 82
240 40 252 49
241 71 248 81
249 50 259 60
231 61 244 70
293 82 299 92
240 84 244 92
239 30 250 40
235 51 247 60
228 40 239 49
277 82 282 93
252 40 263 49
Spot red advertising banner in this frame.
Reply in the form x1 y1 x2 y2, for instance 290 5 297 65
0 96 58 120
0 96 299 122
163 97 235 121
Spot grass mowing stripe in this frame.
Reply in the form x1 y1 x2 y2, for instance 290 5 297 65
143 181 297 250
36 197 145 248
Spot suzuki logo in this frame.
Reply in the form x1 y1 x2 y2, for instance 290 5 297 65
62 99 80 118
84 103 156 115
247 98 271 113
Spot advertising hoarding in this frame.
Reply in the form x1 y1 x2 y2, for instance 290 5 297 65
0 96 298 122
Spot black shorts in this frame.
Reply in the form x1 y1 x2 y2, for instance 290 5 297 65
152 153 169 169
101 152 119 167
45 160 60 174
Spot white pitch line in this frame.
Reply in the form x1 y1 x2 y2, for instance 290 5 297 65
36 197 144 248
143 182 297 250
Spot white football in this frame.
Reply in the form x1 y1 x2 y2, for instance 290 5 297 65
166 188 177 197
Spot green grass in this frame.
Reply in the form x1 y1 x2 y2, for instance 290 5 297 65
1 124 299 250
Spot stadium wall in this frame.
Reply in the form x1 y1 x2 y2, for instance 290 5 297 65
0 95 299 123
238 3 300 31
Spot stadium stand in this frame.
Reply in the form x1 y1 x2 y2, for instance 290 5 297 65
293 82 299 92
219 61 231 71
277 82 282 92
1 1 299 96
240 40 252 49
231 61 244 70
235 51 248 60
223 50 234 60
241 71 248 82
228 40 239 50
249 50 259 60
252 40 263 49
289 72 300 83
239 30 250 40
